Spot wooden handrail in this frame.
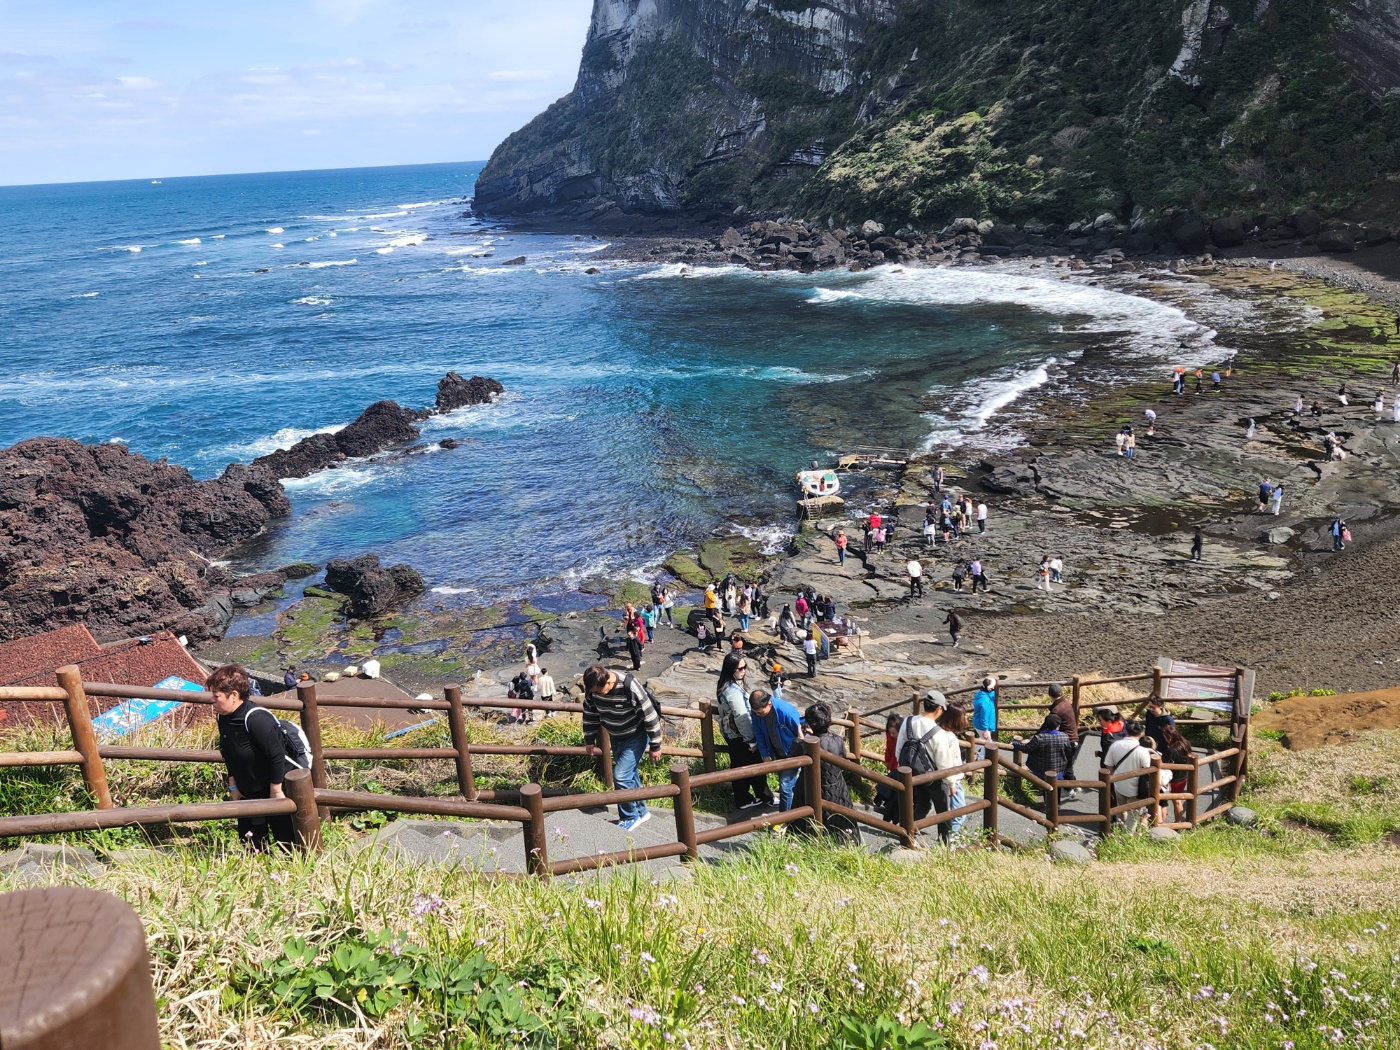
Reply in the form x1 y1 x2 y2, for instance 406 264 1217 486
549 841 689 876
311 789 530 823
909 758 990 786
0 797 295 839
819 746 904 790
694 805 814 844
0 686 68 701
689 754 811 789
0 750 85 767
541 782 679 813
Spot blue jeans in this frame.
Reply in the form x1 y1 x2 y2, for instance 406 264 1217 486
949 782 966 834
739 614 749 631
777 766 800 812
838 547 846 564
612 732 650 822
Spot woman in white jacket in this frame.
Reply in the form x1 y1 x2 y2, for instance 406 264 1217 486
715 651 771 810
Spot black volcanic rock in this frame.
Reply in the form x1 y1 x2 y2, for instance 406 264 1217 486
324 553 425 618
333 400 428 458
0 438 289 642
436 372 504 413
252 432 344 480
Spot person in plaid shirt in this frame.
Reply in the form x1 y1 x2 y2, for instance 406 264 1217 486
1013 713 1075 789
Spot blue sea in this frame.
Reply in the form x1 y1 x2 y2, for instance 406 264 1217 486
0 162 1220 609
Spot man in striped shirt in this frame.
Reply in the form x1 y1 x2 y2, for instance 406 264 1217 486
582 664 664 831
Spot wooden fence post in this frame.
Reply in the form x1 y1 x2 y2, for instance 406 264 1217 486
845 710 861 762
520 783 548 878
982 745 999 842
1045 766 1060 829
1151 664 1163 699
1099 763 1114 836
1186 759 1200 828
55 666 112 810
898 765 917 848
670 761 699 861
598 727 615 789
296 681 328 817
1232 665 1252 784
802 738 824 828
698 700 717 774
444 684 477 800
1070 675 1082 729
284 768 322 852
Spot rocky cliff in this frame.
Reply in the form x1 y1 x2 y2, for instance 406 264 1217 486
476 0 1400 229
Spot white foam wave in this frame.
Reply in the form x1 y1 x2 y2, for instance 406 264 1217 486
307 258 356 268
304 236 316 242
375 247 394 255
67 292 99 298
229 423 347 458
293 296 333 307
398 200 446 210
271 243 284 249
363 210 408 219
265 227 284 234
212 234 225 239
805 288 866 304
620 263 736 282
116 245 142 253
107 437 126 444
920 360 1056 452
283 465 377 495
728 524 795 555
173 238 200 245
386 233 428 248
194 261 208 266
430 585 476 595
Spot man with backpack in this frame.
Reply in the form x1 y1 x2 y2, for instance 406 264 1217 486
1102 719 1160 829
210 663 311 851
894 692 948 824
582 665 664 831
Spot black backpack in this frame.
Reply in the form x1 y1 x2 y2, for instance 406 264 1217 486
244 706 315 772
897 717 938 776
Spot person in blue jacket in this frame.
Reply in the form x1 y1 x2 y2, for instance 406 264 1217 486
750 689 804 811
971 676 998 759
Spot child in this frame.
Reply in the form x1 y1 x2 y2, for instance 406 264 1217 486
803 630 819 677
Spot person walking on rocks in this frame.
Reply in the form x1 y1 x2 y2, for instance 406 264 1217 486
951 560 967 592
1049 555 1064 583
1114 429 1126 457
1123 430 1136 458
1194 369 1204 394
970 558 988 593
736 588 752 632
1038 555 1053 592
778 603 799 645
971 676 997 760
834 527 848 566
1392 393 1400 423
794 592 810 630
750 689 803 811
923 511 936 548
716 651 770 810
1332 514 1349 552
1257 478 1274 513
803 629 819 677
624 614 644 671
1144 408 1156 436
1293 395 1304 416
210 663 298 852
582 665 663 831
944 609 963 647
1270 483 1285 516
536 667 556 712
907 555 924 599
1191 527 1204 562
1212 370 1221 392
976 501 988 533
933 464 946 493
1392 359 1400 384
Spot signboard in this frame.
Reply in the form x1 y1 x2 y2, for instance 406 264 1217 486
1160 659 1237 714
92 676 202 737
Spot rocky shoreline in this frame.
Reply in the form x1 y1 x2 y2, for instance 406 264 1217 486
192 249 1400 711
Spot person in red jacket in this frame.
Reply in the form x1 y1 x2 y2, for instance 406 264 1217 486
876 711 903 822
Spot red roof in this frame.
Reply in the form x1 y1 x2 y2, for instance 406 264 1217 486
0 624 102 686
0 626 207 728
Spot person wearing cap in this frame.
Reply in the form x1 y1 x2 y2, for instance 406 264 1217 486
971 676 997 759
1012 714 1075 803
894 692 950 834
1102 719 1162 829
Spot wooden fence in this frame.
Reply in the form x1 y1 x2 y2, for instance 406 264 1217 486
0 661 1252 874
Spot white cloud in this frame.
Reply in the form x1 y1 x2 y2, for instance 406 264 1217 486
485 69 554 82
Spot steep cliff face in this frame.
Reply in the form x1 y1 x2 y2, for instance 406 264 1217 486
477 0 1400 228
473 0 897 218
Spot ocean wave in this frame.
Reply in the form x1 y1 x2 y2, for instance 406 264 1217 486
386 233 428 248
362 210 408 220
270 243 284 249
292 296 333 307
805 288 866 304
282 464 377 495
726 523 795 555
307 258 357 268
175 238 202 245
67 291 99 298
398 200 447 210
227 423 347 458
376 247 394 255
920 359 1057 451
113 245 143 253
620 262 741 282
265 227 284 234
212 234 226 239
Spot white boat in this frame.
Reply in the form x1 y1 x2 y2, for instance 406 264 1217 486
797 469 841 498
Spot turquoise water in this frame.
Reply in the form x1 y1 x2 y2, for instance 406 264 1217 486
0 162 1210 604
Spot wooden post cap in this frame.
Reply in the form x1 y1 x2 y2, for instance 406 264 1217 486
0 886 160 1050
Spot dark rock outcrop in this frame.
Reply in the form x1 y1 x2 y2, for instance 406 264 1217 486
436 373 504 413
0 438 289 642
253 400 430 479
324 554 426 618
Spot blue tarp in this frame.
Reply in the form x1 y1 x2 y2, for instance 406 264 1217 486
92 675 202 737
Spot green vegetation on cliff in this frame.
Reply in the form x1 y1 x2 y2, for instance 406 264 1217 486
801 0 1400 227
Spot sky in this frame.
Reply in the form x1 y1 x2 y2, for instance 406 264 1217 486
0 0 594 185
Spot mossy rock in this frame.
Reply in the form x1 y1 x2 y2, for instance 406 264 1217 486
302 585 341 600
614 579 654 608
697 538 765 581
664 552 711 588
279 562 319 579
